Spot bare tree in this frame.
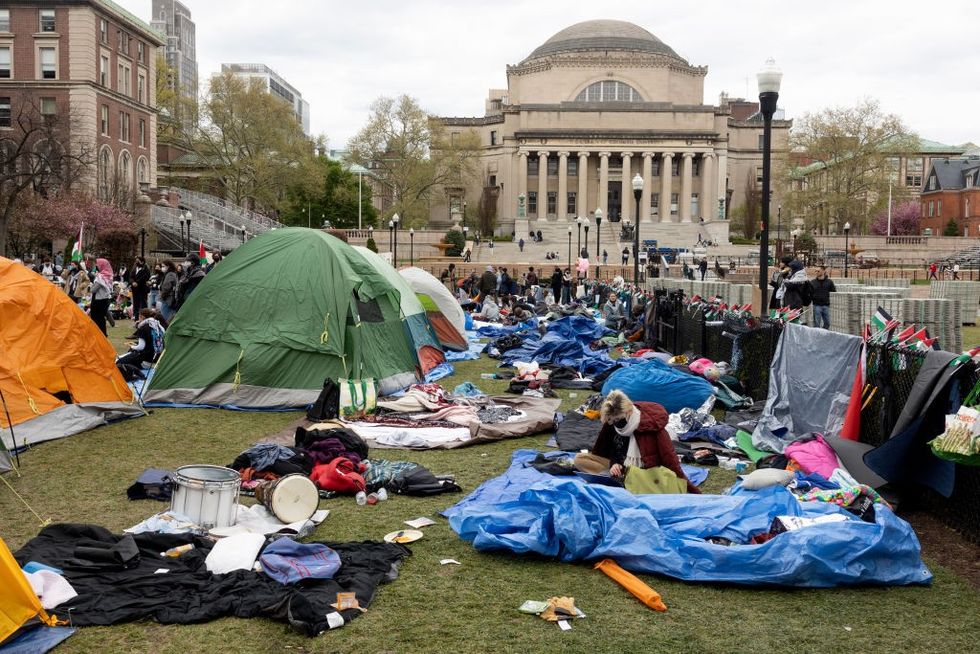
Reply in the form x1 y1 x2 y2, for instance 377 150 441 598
0 92 93 255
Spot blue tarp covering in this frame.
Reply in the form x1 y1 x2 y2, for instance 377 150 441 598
498 317 618 376
601 358 714 413
476 318 538 339
443 450 932 588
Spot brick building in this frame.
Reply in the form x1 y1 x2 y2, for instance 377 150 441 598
0 1 164 203
921 155 980 237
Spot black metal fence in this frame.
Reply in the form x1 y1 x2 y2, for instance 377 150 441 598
653 290 980 544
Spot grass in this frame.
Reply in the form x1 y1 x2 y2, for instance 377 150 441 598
2 325 980 653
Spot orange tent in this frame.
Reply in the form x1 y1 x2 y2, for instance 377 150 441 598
0 257 141 452
0 536 60 643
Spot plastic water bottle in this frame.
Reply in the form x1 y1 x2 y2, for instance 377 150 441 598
355 491 367 506
160 544 194 558
376 488 388 501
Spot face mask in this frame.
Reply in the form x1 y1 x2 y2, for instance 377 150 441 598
613 417 628 430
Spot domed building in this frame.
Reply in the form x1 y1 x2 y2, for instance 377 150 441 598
437 19 790 247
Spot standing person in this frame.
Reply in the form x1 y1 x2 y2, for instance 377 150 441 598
448 263 457 287
89 258 114 335
810 266 836 329
158 260 179 321
526 266 538 294
147 262 163 314
518 237 525 253
550 267 563 305
561 268 573 304
176 254 206 310
770 255 793 310
779 259 809 309
602 291 625 330
928 262 938 280
479 265 497 300
205 251 222 273
621 247 630 266
698 258 708 281
129 256 151 321
499 267 511 296
953 262 961 280
66 261 89 304
602 249 608 265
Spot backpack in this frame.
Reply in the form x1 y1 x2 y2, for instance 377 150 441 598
307 378 340 421
387 465 461 496
800 280 814 307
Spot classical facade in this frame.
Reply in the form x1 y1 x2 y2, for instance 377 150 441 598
0 0 164 199
436 20 790 246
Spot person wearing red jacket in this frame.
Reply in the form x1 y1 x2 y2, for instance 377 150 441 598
591 390 701 494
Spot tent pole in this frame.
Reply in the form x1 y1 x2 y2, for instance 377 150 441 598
0 384 20 469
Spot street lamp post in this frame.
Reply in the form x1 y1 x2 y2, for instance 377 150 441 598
757 58 783 312
185 211 192 256
843 221 851 278
139 228 146 259
566 226 572 270
575 216 582 257
392 213 400 265
409 227 415 266
358 170 363 230
241 224 246 244
388 220 393 253
583 218 591 258
179 218 186 255
776 205 782 258
632 174 643 286
594 208 603 279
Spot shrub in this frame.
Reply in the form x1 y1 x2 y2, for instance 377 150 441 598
444 229 465 257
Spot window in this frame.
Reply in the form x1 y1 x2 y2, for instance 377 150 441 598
139 119 145 147
0 46 9 79
40 97 56 115
547 191 557 215
547 156 558 177
966 175 974 189
670 193 679 215
692 159 700 177
528 158 539 176
137 41 145 63
119 112 130 142
138 74 145 103
0 97 10 128
117 30 128 52
672 159 680 177
756 166 764 188
39 9 56 32
906 157 924 187
528 191 537 215
40 47 56 79
118 151 131 192
100 55 109 86
928 201 934 217
651 193 659 215
0 10 9 32
574 80 643 103
98 147 112 200
937 200 942 216
691 193 699 217
488 174 496 187
928 176 936 191
567 191 576 215
100 18 108 43
490 130 497 146
568 159 578 176
118 63 130 96
651 158 660 176
137 157 147 186
100 105 108 135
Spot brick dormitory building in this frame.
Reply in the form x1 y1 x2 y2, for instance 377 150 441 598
0 0 164 202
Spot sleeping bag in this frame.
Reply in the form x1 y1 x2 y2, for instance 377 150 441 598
601 358 714 413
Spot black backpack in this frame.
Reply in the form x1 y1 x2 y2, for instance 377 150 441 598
800 280 814 307
388 465 461 496
307 378 340 421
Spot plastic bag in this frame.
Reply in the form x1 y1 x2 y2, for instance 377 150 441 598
929 406 980 465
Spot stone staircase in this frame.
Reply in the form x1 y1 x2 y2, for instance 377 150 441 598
151 188 284 254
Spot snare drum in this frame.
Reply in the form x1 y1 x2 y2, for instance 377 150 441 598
171 465 241 529
254 474 319 524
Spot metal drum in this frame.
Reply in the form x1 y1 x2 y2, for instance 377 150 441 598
254 474 319 524
171 465 241 529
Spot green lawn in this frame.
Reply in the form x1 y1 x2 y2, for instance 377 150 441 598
1 325 978 653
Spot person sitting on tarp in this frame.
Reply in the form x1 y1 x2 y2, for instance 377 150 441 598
590 391 700 494
117 308 166 368
602 292 625 330
474 294 501 322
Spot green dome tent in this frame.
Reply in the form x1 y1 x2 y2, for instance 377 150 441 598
144 228 418 409
352 247 445 374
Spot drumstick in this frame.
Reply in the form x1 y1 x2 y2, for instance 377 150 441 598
861 387 878 410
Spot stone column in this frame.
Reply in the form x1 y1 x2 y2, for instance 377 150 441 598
537 151 549 220
557 151 569 220
577 152 589 218
716 148 728 220
598 152 610 219
700 153 715 221
660 152 674 223
620 152 633 224
641 152 654 222
517 149 528 217
680 152 694 223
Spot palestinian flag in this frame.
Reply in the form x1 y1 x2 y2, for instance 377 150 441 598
198 240 207 266
892 325 916 345
870 307 892 335
71 224 84 262
909 328 937 351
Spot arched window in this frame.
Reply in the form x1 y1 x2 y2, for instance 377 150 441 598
0 140 18 178
118 150 132 194
98 145 113 201
137 156 148 187
574 80 643 103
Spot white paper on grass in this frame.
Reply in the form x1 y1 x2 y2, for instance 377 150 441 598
209 506 329 538
204 532 266 574
404 517 437 528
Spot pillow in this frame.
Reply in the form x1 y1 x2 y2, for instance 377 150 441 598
738 468 794 490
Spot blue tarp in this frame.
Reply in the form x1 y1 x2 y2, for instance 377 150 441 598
443 450 931 588
498 316 618 376
476 318 539 339
601 358 714 413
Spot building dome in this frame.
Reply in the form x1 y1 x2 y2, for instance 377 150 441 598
525 20 682 61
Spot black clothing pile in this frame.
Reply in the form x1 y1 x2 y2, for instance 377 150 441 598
15 524 410 636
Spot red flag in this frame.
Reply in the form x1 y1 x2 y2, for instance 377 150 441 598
892 325 915 344
199 240 207 266
840 342 866 441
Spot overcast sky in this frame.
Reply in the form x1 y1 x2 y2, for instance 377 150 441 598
120 0 980 149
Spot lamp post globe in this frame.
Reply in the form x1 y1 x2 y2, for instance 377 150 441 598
391 214 400 264
631 174 643 286
409 227 415 265
756 57 782 311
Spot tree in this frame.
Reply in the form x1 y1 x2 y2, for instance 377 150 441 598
0 92 93 256
787 99 917 235
6 191 136 260
870 201 921 235
945 218 960 237
740 176 761 239
279 157 378 228
348 95 481 227
366 237 378 253
192 72 315 214
443 229 464 257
